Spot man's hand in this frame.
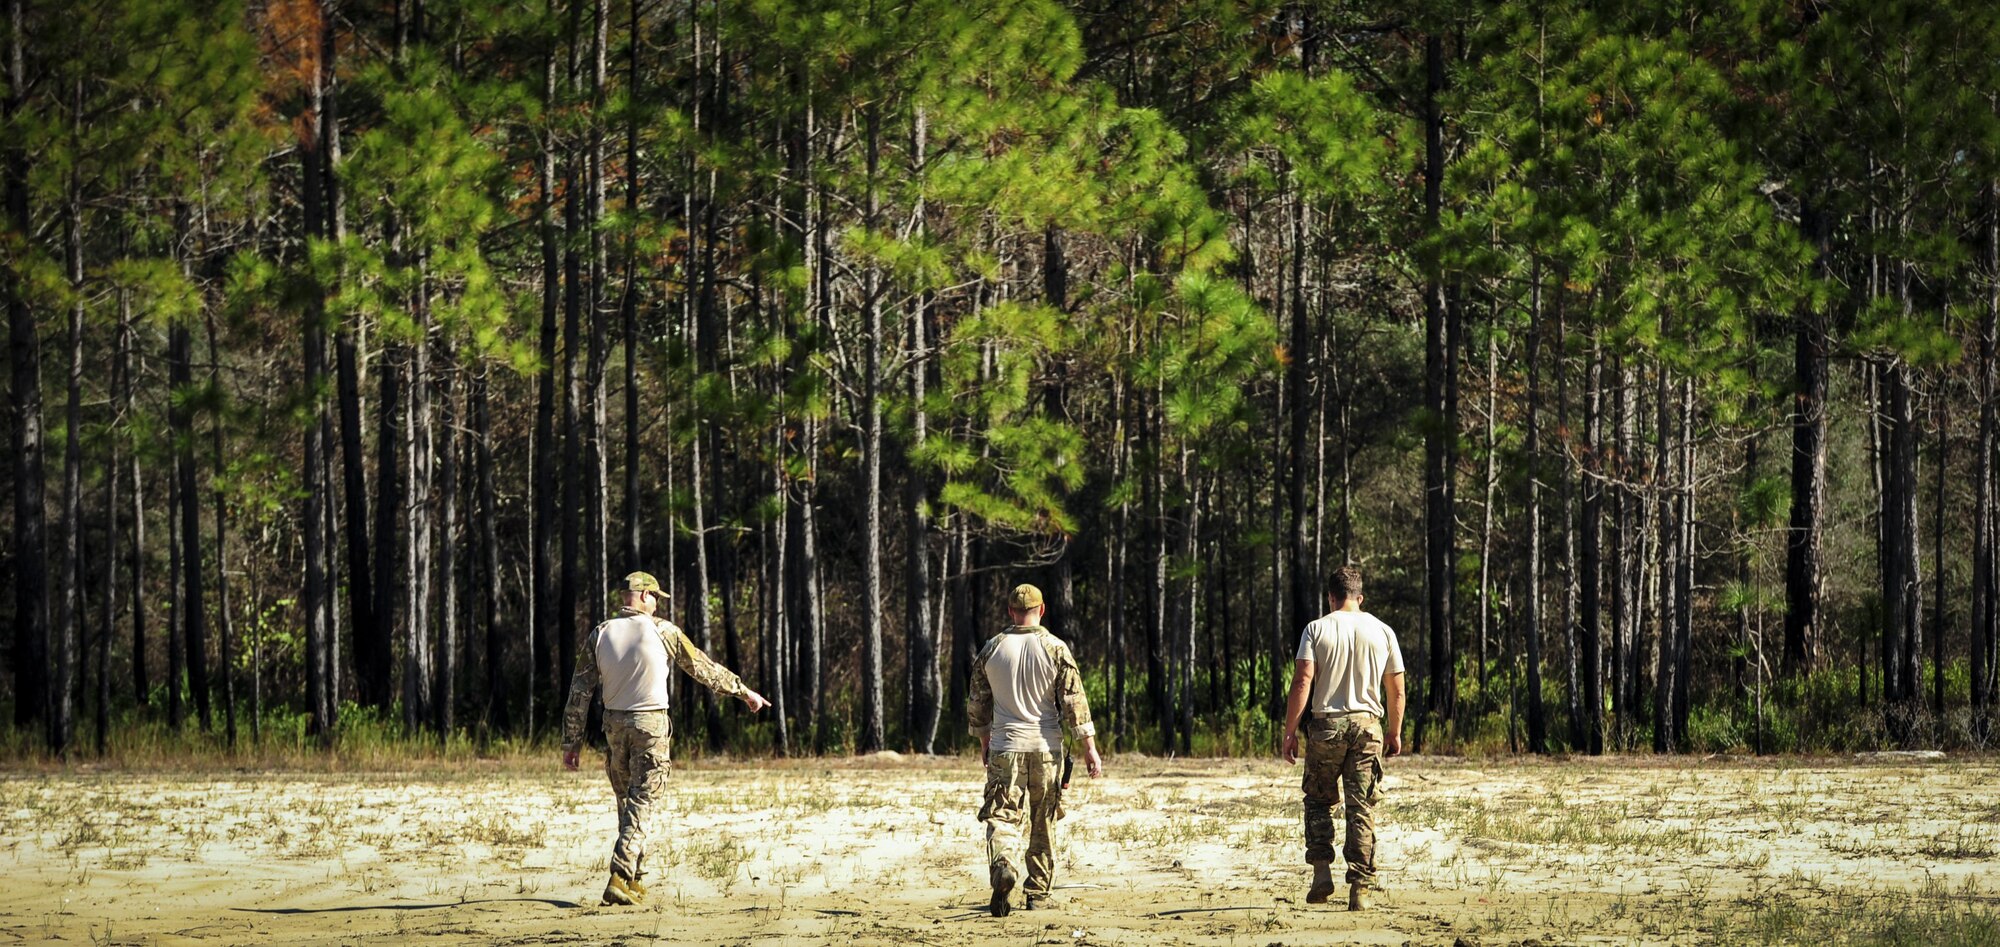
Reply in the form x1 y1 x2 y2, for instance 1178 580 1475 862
739 688 770 713
562 747 580 771
1082 739 1103 779
980 734 991 767
1282 729 1301 765
1383 731 1402 758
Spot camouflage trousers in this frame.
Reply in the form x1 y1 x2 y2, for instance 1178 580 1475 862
1301 711 1384 886
603 710 672 882
978 750 1063 897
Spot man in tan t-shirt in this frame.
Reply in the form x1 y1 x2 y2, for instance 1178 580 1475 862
1281 564 1405 911
968 583 1103 916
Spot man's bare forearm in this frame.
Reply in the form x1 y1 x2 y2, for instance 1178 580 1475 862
1383 673 1405 742
1284 661 1313 735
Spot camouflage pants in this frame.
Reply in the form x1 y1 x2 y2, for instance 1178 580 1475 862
1301 712 1384 886
604 710 672 881
979 750 1063 897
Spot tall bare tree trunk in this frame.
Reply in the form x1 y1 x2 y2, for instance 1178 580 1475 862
1523 261 1546 754
1785 204 1830 676
54 145 82 754
7 0 50 735
1421 33 1456 731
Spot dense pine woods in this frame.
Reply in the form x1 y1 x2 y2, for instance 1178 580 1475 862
2 0 1997 758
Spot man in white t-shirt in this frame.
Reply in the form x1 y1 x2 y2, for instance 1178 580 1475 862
1281 564 1405 911
560 571 769 906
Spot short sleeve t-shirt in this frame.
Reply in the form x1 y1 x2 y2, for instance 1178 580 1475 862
1295 610 1405 717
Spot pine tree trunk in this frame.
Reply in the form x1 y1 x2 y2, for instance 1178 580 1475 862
206 309 237 749
6 0 50 734
856 97 887 753
620 0 641 573
474 365 507 735
1653 366 1676 753
118 295 147 707
372 338 403 712
1557 288 1580 751
404 259 435 732
530 35 560 733
904 138 938 753
439 354 460 741
1785 204 1830 676
1421 33 1455 731
585 0 610 634
1580 335 1604 755
1673 378 1695 745
1974 181 1997 740
299 16 335 740
328 39 380 712
1288 180 1316 682
172 315 210 733
54 162 82 754
1524 262 1546 754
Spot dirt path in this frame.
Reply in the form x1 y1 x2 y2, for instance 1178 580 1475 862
2 755 1995 945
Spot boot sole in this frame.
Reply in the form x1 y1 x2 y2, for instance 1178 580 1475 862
990 864 1017 917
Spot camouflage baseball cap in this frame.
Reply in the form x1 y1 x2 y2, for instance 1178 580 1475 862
1008 583 1044 610
624 571 665 596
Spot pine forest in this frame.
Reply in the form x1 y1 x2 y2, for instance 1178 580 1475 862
4 0 1999 759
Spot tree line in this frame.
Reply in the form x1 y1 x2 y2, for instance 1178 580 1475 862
2 0 1996 758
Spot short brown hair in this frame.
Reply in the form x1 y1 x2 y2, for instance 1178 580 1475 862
1329 565 1363 603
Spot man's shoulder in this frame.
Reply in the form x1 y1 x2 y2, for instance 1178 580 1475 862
1034 629 1076 659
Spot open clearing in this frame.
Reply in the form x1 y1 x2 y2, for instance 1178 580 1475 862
2 754 1997 945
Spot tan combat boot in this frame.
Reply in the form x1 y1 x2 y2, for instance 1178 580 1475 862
1348 883 1371 912
1305 862 1336 904
601 873 643 906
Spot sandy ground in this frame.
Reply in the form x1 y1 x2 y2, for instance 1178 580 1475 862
1 753 1996 945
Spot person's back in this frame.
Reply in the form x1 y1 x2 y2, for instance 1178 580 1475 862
594 614 672 713
1281 565 1405 912
979 628 1067 753
1298 610 1400 719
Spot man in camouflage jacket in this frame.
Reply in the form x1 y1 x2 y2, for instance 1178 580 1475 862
561 571 768 906
968 583 1104 917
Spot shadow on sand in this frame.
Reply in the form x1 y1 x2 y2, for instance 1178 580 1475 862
232 897 582 914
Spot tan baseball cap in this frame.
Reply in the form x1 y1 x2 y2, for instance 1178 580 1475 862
624 571 665 596
1008 584 1044 610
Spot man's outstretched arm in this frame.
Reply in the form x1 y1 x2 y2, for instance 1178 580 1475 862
660 620 768 711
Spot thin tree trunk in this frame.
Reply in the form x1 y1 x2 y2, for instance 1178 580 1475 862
5 0 49 736
905 122 938 753
403 255 435 731
1421 33 1455 730
1974 179 1997 740
1653 365 1677 753
119 295 148 708
530 30 560 734
54 152 82 754
206 308 237 749
475 364 507 734
1580 334 1604 755
620 0 641 573
1524 260 1546 754
1785 204 1830 676
859 99 887 753
435 351 458 741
